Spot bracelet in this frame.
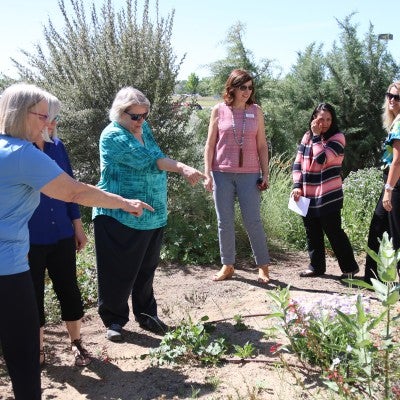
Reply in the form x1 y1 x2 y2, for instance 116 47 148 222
385 183 394 191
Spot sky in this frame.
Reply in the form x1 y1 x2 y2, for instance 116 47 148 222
0 0 398 81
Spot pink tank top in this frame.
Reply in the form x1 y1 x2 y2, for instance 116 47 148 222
212 103 261 173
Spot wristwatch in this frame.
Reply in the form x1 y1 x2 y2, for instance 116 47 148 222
385 183 394 191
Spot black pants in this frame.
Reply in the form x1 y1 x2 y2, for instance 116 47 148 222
365 187 400 283
0 271 41 400
93 215 164 328
28 237 84 326
302 209 359 274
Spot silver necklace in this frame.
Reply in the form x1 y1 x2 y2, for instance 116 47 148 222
231 107 246 167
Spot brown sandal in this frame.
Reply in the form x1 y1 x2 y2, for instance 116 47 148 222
71 339 91 367
212 265 235 281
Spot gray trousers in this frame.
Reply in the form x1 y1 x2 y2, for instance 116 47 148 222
212 171 270 266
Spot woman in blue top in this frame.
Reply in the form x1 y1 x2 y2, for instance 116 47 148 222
28 94 90 367
0 83 153 400
365 81 400 283
93 87 204 342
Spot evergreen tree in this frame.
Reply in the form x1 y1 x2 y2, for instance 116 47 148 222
326 14 400 173
13 0 189 184
208 22 273 102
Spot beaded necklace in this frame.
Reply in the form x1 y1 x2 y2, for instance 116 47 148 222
231 107 247 167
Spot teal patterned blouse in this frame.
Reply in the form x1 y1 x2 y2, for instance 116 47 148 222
382 118 400 168
92 121 167 230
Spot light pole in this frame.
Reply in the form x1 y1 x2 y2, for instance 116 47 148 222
378 34 393 41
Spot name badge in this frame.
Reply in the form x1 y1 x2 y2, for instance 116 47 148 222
246 113 254 118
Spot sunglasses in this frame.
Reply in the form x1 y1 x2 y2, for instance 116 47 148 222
386 92 400 102
29 111 49 121
124 111 148 121
237 84 254 91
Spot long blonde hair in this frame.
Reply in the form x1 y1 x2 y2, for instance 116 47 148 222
382 81 400 132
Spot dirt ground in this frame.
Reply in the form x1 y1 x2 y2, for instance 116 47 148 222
0 251 371 400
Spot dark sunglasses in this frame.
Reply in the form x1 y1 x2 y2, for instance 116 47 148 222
238 84 254 91
124 111 148 121
386 92 400 102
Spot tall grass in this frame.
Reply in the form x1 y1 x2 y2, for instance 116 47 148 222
262 154 306 250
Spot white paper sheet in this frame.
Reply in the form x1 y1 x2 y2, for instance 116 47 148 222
288 196 310 217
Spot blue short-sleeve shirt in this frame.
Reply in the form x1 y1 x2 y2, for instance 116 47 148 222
382 119 400 168
0 136 64 275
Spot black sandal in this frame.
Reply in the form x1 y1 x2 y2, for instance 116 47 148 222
71 339 91 367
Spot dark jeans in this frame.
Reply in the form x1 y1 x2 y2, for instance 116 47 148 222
302 209 359 274
0 271 41 400
29 236 84 326
365 186 400 283
93 215 164 328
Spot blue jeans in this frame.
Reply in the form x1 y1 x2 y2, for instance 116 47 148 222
212 171 270 266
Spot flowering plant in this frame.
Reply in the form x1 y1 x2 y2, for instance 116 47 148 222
265 232 400 398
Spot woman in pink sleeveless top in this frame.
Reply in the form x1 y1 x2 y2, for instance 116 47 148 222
204 69 270 283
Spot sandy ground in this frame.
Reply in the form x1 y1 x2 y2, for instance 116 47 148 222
0 251 369 400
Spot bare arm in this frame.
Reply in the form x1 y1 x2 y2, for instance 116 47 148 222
40 172 154 216
256 106 269 188
203 106 219 192
156 158 205 186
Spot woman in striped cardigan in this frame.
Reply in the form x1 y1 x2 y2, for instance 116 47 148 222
291 103 359 278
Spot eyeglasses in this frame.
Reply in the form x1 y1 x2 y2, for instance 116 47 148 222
124 111 148 121
29 111 49 121
386 92 400 102
238 84 254 91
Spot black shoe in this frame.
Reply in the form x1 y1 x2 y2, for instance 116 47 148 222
138 316 169 335
340 268 360 280
299 269 325 277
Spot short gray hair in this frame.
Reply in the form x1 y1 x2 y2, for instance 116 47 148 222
109 87 150 123
0 83 48 140
47 93 61 139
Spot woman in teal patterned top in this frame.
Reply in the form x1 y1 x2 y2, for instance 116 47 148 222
365 81 400 283
93 87 204 341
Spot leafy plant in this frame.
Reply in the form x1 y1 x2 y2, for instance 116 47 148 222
233 314 248 331
345 231 400 398
265 231 400 399
233 341 256 359
342 167 382 251
147 316 228 366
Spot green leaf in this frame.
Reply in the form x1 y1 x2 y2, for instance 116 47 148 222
342 279 373 290
383 290 399 306
367 310 388 330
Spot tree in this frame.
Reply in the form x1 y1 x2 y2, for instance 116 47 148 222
208 22 273 101
13 0 191 184
185 72 200 94
264 43 328 156
326 14 400 173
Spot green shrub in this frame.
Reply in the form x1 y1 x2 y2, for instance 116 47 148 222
262 154 307 250
342 167 382 251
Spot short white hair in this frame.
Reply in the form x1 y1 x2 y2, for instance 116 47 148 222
109 87 150 123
